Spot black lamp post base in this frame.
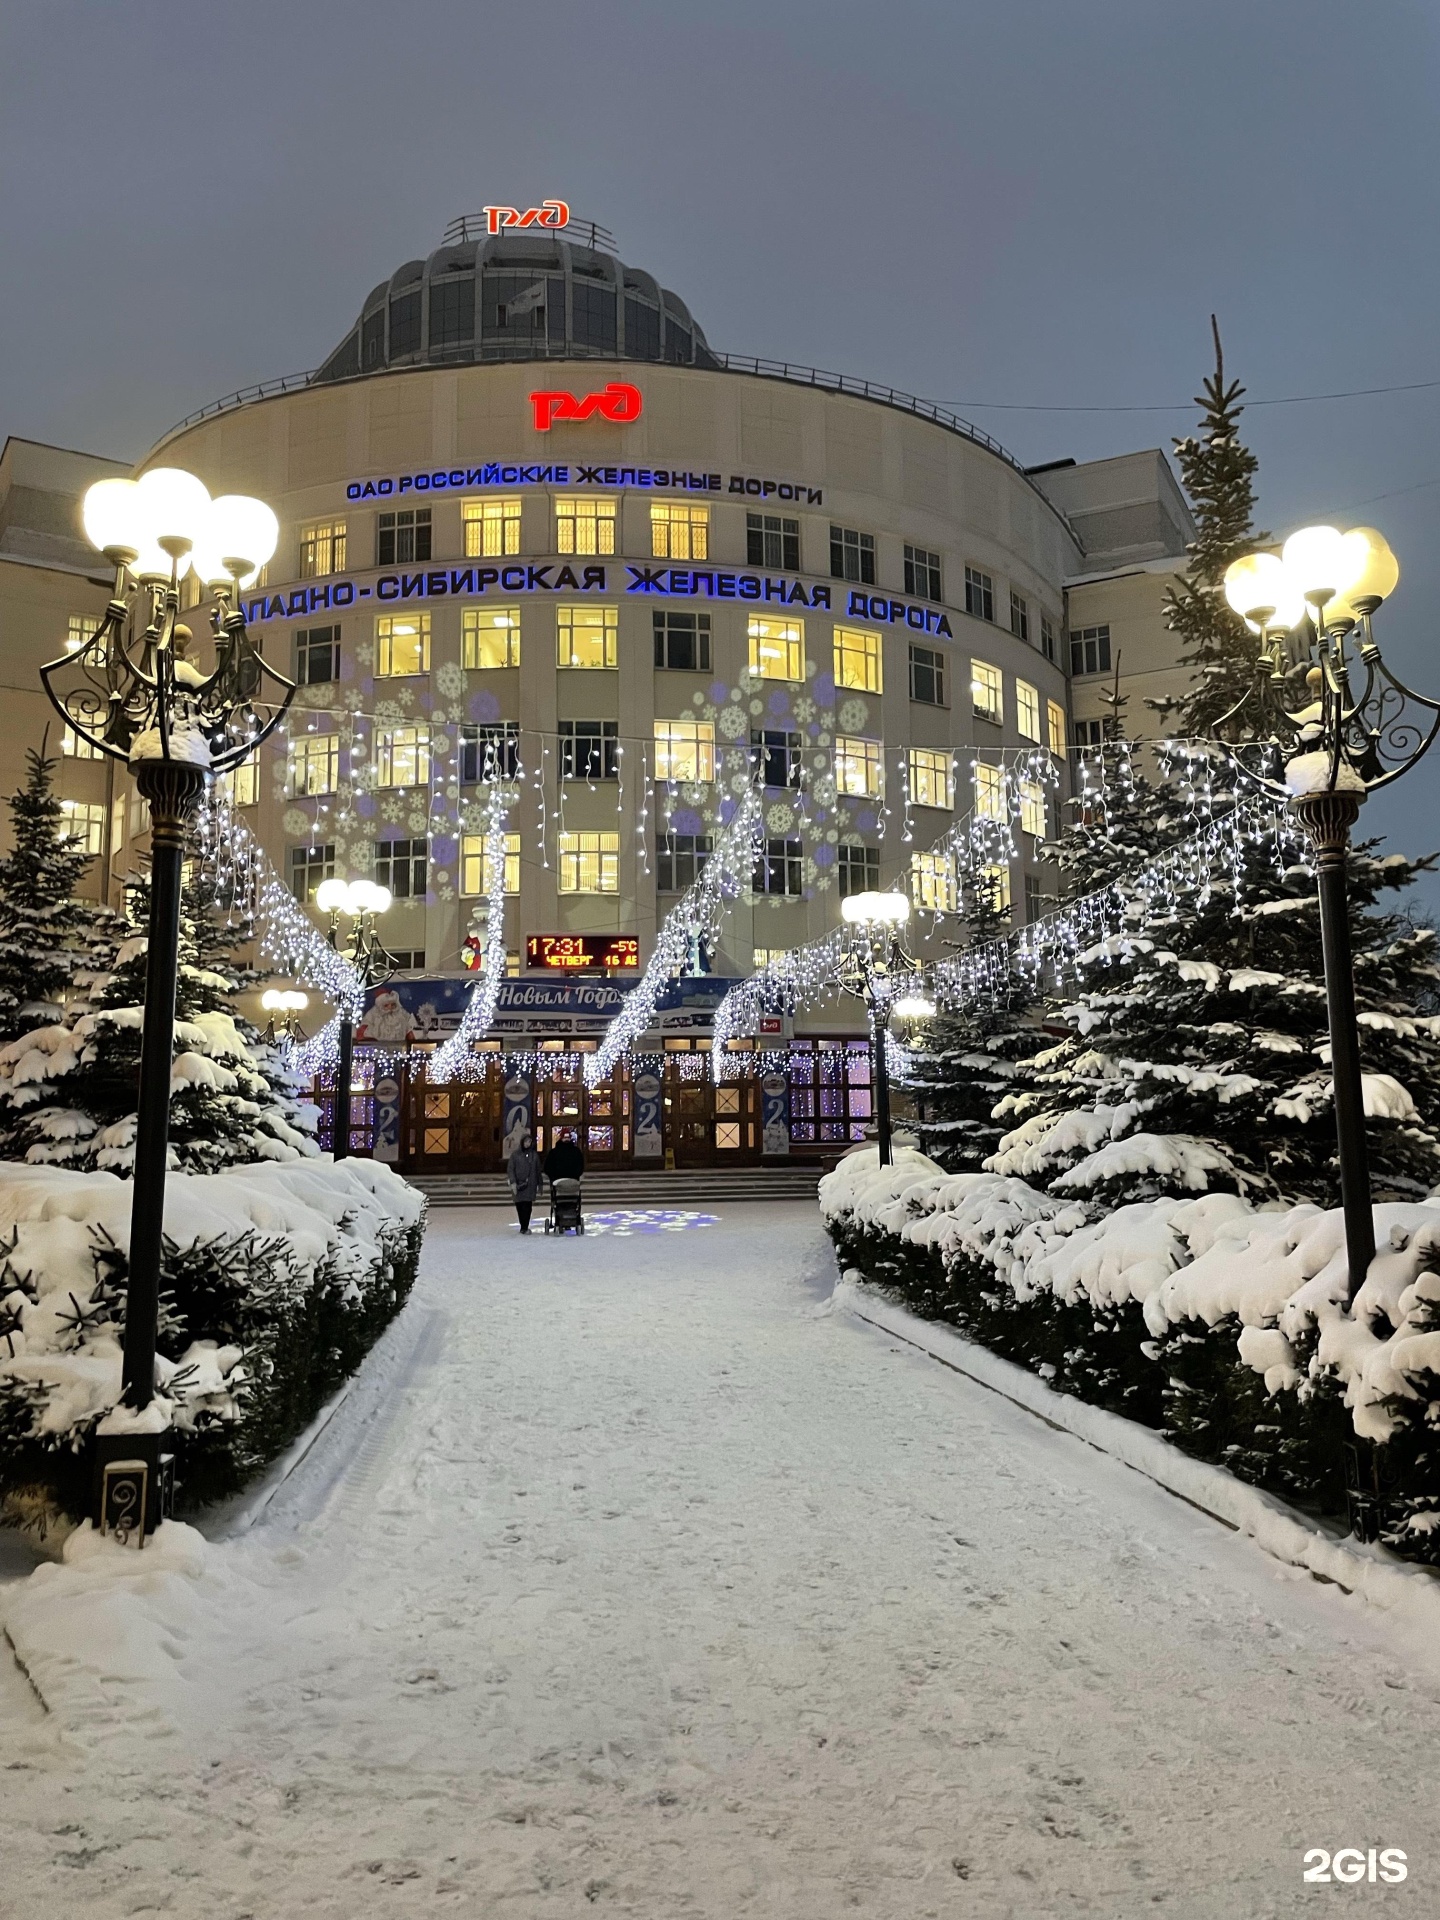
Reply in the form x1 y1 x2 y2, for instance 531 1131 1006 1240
92 1430 175 1546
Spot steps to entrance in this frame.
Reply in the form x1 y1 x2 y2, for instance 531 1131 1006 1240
405 1166 827 1208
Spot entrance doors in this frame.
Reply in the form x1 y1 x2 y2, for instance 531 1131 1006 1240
663 1062 761 1166
404 1071 503 1170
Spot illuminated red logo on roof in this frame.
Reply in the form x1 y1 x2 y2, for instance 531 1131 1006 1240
483 199 569 235
529 382 643 432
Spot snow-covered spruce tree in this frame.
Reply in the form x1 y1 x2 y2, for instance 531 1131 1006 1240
0 868 319 1172
0 748 102 1049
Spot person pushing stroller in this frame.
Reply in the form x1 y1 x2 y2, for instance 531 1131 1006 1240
542 1128 586 1234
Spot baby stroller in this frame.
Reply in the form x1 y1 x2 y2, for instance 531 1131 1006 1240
545 1177 585 1234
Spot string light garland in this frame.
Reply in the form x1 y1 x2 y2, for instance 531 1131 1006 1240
426 772 512 1083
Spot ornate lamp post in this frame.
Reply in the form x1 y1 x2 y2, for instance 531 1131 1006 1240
315 878 396 1159
260 988 310 1045
1219 524 1438 1301
837 890 931 1166
41 468 291 1537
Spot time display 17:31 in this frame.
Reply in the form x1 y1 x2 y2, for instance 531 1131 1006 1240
526 934 640 972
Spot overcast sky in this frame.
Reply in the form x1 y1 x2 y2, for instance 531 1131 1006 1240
4 0 1439 899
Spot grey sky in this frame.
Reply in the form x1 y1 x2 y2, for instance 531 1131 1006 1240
4 0 1439 893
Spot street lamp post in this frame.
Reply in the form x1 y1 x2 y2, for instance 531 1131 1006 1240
837 891 934 1166
1219 525 1439 1303
316 878 397 1159
41 469 291 1540
260 988 310 1046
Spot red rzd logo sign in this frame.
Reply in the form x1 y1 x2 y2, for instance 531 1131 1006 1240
483 199 569 235
529 382 643 432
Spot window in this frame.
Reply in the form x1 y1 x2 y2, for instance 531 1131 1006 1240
653 718 715 783
559 719 619 780
461 831 520 895
657 833 713 891
1041 612 1057 663
388 949 428 973
219 760 258 807
289 732 340 797
61 725 101 760
753 947 788 969
377 508 431 566
1016 679 1041 743
374 837 428 899
907 747 953 810
908 642 946 706
376 613 430 676
650 501 709 560
911 849 958 913
905 545 942 601
557 604 618 669
295 625 340 684
748 614 804 681
558 830 619 893
787 1037 873 1145
460 722 519 782
964 566 995 622
300 522 346 578
653 609 711 672
751 728 802 789
1009 590 1029 643
376 724 431 788
746 513 799 570
59 799 105 856
974 762 1006 822
834 625 882 694
1047 698 1066 758
1071 717 1104 768
462 605 520 670
1070 624 1112 677
290 844 335 902
462 496 521 558
66 612 92 653
971 659 1003 724
555 495 616 556
830 525 876 584
837 843 880 898
753 837 802 896
429 274 475 348
1018 779 1046 839
982 863 1012 914
1025 874 1046 922
835 736 883 799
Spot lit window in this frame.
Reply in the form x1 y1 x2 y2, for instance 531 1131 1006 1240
653 609 711 671
1016 679 1041 743
374 837 428 899
559 720 619 780
747 513 799 570
461 832 520 895
295 625 340 684
974 762 1006 822
460 723 519 782
376 614 430 676
61 726 101 760
1070 625 1112 677
1010 590 1029 643
908 643 946 706
557 604 618 669
971 659 1003 723
1019 779 1046 838
753 838 802 896
753 947 788 969
748 615 804 681
830 525 876 585
462 496 521 557
1047 699 1066 758
911 849 957 913
1041 612 1057 662
907 748 953 810
66 613 92 653
376 724 431 788
290 733 340 797
964 567 995 622
462 605 520 669
653 718 715 783
657 833 712 891
300 522 346 578
289 844 335 902
904 545 942 601
983 863 1012 913
834 625 882 693
835 736 883 799
59 799 105 856
219 760 258 807
557 830 619 893
555 495 616 556
376 509 431 566
651 501 709 560
837 843 879 897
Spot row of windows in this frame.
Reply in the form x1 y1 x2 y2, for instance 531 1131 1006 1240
288 833 1023 908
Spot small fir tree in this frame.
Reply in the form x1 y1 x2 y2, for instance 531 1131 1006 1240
0 747 102 1044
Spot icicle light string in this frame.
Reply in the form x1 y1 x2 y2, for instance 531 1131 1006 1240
426 770 513 1084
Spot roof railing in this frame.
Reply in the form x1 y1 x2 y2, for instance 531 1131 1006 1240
441 214 617 254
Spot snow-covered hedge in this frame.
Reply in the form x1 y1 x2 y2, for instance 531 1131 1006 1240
821 1147 1440 1563
0 1159 425 1530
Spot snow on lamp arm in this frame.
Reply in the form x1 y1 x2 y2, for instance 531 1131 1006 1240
1217 524 1436 1309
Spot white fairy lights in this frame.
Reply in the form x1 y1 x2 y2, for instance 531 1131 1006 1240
427 772 513 1083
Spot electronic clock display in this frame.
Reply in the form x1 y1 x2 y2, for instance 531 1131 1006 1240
526 934 641 972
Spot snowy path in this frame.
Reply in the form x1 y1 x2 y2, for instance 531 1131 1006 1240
4 1201 1440 1917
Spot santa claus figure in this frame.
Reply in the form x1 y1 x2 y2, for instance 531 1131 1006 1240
357 988 417 1046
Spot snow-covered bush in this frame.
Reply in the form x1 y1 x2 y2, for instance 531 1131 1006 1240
822 1146 1440 1563
0 1159 425 1530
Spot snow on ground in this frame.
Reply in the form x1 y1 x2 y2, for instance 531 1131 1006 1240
3 1200 1440 1917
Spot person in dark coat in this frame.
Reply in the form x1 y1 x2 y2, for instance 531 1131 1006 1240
543 1129 585 1186
506 1130 542 1233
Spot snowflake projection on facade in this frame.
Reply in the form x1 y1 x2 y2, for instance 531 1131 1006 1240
434 661 465 700
793 695 815 724
533 1207 720 1237
837 696 869 733
718 705 749 740
373 698 402 725
766 801 795 834
282 807 310 839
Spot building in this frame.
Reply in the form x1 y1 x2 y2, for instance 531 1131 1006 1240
0 214 1200 1169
